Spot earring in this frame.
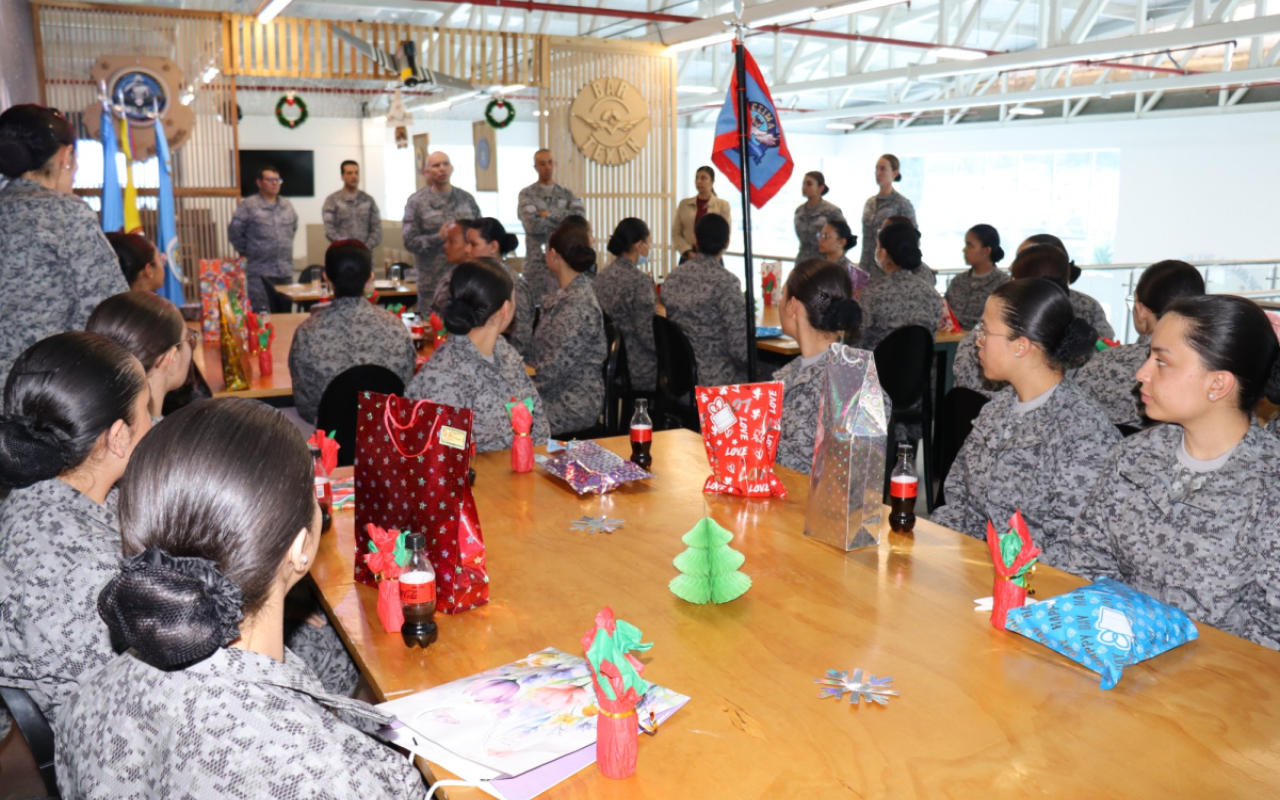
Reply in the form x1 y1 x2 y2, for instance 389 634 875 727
300 554 309 566
1208 394 1215 400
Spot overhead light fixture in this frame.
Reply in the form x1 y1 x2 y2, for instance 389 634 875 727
667 32 735 53
1008 106 1044 116
932 46 988 61
825 122 857 129
255 0 293 24
811 0 906 22
677 85 719 94
749 8 817 28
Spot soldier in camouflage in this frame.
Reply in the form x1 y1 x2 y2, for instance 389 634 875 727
857 225 944 352
859 155 917 279
403 151 481 310
945 225 1011 330
322 160 382 249
228 165 299 314
530 273 607 434
518 150 585 306
794 171 844 264
595 219 658 392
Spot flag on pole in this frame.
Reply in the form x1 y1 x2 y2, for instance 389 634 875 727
711 44 794 209
100 105 123 233
118 116 143 235
154 117 186 305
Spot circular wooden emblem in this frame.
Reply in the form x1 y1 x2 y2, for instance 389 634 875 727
568 78 650 166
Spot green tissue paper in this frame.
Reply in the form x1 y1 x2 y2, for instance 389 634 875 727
669 517 751 604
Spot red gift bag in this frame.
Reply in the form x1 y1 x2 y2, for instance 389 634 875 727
695 382 787 498
354 392 489 614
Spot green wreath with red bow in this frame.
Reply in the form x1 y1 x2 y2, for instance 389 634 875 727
484 97 515 130
275 94 308 129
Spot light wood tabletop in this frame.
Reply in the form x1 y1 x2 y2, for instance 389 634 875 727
190 312 307 398
276 280 420 305
310 429 1280 799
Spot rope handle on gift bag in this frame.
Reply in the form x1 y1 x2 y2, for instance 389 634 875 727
382 394 447 459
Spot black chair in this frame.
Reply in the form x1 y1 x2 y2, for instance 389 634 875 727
316 365 406 467
873 325 936 512
0 686 59 798
935 386 991 506
298 264 324 284
652 315 700 432
556 320 625 440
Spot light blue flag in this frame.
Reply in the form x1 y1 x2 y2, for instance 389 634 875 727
153 117 186 304
100 105 123 233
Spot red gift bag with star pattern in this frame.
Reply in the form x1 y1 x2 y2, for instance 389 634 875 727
354 392 489 614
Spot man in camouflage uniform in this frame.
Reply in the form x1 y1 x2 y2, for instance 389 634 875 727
228 165 298 314
403 151 480 311
322 160 382 249
518 149 585 306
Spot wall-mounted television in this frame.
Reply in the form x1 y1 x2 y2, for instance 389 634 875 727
239 149 314 198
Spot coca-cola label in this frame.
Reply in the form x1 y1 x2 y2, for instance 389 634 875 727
314 478 331 502
890 476 918 498
630 425 652 443
400 575 435 604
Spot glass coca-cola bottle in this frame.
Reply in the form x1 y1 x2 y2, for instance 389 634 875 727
400 532 438 648
889 443 918 534
310 446 332 535
629 399 653 470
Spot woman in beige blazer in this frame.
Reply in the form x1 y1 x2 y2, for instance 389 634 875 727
673 166 732 259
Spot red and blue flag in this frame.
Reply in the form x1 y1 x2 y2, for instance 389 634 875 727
711 43 794 209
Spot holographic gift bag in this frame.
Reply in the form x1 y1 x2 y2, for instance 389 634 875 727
696 382 786 498
536 440 652 495
803 344 890 551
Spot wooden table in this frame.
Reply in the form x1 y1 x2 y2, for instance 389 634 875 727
310 430 1280 799
276 281 420 309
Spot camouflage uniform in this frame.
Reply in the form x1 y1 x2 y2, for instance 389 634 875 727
774 352 828 474
402 186 481 309
518 182 585 306
857 268 944 352
287 297 417 425
56 646 427 799
406 335 550 453
858 190 916 278
1071 289 1116 340
1058 423 1280 649
228 194 298 314
945 267 1011 331
661 254 749 387
529 274 607 435
834 255 871 300
794 200 844 264
593 256 657 392
932 380 1120 559
1073 335 1151 429
322 189 383 249
502 261 536 357
0 178 127 387
0 479 120 736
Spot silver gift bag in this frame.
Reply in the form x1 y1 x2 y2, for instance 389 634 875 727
803 343 891 551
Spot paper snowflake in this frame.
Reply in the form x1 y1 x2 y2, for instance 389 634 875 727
570 516 626 534
815 668 899 706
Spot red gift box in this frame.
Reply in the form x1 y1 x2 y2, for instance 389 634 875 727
696 382 787 498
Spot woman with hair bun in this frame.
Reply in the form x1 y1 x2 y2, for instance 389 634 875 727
933 279 1119 556
0 332 150 733
464 217 535 355
1016 233 1115 339
406 259 549 452
773 259 864 474
106 232 166 293
54 398 428 798
815 217 868 300
595 217 658 392
945 224 1010 330
856 222 944 351
0 105 129 387
86 291 194 423
1061 296 1280 648
529 223 606 435
794 170 844 264
859 154 917 278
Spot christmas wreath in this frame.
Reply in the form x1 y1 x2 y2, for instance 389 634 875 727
275 94 308 129
484 97 515 130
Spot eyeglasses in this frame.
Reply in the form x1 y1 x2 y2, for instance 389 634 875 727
974 321 1018 347
261 177 283 184
816 232 835 240
179 328 200 349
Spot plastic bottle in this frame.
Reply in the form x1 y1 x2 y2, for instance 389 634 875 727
889 443 918 534
629 399 653 470
400 532 438 648
310 446 332 535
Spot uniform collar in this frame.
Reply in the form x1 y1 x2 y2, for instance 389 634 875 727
1116 423 1268 515
27 477 119 533
974 381 1072 450
610 256 637 271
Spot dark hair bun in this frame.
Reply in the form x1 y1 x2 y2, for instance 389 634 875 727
441 296 482 335
0 414 71 488
0 137 35 178
1052 317 1098 363
98 547 244 669
991 245 1006 263
1266 354 1280 405
563 244 596 273
817 298 862 333
500 232 519 254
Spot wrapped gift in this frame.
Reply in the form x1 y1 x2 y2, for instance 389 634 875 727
986 509 1040 629
507 398 535 473
761 262 780 307
581 608 653 780
199 258 252 344
216 292 249 392
354 393 488 614
536 440 651 495
696 382 786 498
803 344 890 550
938 300 963 334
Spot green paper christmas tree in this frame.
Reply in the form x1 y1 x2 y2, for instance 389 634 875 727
669 517 752 604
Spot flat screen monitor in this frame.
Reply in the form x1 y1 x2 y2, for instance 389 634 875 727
239 149 314 198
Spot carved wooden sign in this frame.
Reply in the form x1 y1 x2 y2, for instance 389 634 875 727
81 56 195 159
568 77 650 166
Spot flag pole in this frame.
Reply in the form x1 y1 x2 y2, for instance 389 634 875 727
732 28 759 382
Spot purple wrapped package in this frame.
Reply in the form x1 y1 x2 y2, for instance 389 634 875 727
536 441 652 495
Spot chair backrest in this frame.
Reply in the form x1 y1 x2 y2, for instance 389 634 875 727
653 315 698 403
873 325 934 409
316 365 406 467
299 264 324 284
601 321 630 433
0 686 60 797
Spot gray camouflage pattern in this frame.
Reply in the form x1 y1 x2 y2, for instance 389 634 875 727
228 194 299 312
56 646 427 799
402 186 481 308
1057 423 1280 649
406 334 550 453
287 297 417 424
858 190 916 278
593 256 657 392
932 379 1120 558
518 182 585 305
660 254 749 387
1070 289 1115 340
1073 335 1151 428
529 274 607 434
774 355 825 474
322 189 383 249
945 267 1011 330
0 479 120 735
0 178 128 387
283 613 360 696
857 268 944 352
794 199 844 264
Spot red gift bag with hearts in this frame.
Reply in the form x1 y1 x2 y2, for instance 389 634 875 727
695 382 787 498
